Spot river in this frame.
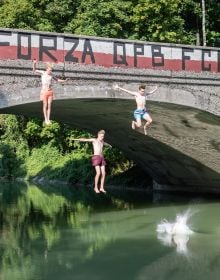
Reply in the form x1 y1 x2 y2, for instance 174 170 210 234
0 181 220 280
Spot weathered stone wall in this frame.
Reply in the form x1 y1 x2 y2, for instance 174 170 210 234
0 59 220 116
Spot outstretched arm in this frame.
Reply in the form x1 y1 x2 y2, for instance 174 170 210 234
57 78 69 84
113 84 138 96
104 142 112 148
56 75 70 83
32 59 43 74
147 86 158 95
72 138 95 142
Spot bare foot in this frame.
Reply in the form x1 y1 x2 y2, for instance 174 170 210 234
94 188 100 193
144 127 148 135
131 121 135 130
100 189 106 193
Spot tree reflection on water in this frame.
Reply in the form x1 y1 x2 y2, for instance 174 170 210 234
0 181 136 279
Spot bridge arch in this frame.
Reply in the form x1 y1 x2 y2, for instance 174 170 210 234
0 28 220 192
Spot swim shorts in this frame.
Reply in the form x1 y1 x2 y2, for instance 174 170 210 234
40 89 54 102
92 155 106 167
133 109 149 120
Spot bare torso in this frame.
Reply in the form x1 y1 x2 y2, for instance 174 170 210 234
92 139 104 155
135 94 146 110
41 71 53 91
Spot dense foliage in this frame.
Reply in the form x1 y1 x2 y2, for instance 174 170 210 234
0 0 219 46
0 114 133 184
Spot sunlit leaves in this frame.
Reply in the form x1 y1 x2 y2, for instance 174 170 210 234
0 0 219 45
0 0 78 32
0 0 35 29
132 0 188 43
64 0 133 38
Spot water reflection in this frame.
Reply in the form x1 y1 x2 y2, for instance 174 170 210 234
1 182 220 280
0 181 139 279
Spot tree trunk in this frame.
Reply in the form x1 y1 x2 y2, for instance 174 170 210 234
202 0 206 46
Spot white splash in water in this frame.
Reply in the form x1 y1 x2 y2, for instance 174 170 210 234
156 209 194 255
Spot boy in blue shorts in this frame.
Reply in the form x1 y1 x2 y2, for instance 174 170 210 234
114 84 158 135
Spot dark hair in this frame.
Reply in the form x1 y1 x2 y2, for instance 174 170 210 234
139 84 146 90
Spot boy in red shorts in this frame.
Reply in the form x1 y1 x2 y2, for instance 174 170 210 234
73 130 112 193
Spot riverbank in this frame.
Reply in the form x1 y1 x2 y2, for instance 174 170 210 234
0 114 140 185
0 163 153 192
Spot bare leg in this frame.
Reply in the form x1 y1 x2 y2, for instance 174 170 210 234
94 166 101 193
131 121 136 129
43 101 48 124
132 118 141 130
99 166 106 193
143 114 152 135
47 96 53 124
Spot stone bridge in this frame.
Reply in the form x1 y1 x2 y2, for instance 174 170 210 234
0 28 220 193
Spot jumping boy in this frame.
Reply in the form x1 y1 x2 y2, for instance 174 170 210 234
114 84 158 135
73 130 111 193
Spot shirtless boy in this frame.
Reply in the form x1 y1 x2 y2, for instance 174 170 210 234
73 130 111 193
33 60 68 125
114 84 158 135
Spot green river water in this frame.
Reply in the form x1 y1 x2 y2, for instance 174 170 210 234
0 182 220 280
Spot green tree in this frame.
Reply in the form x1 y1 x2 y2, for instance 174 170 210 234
0 143 24 177
0 0 35 29
205 0 220 46
0 115 29 177
65 0 133 38
178 0 220 46
179 0 201 45
131 0 193 43
31 0 79 32
0 0 79 32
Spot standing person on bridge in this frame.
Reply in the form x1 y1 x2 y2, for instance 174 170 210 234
73 130 112 194
32 60 68 125
114 84 158 135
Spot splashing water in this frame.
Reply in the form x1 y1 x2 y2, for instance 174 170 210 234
156 209 195 255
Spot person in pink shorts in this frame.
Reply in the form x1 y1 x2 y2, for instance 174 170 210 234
32 60 68 125
73 130 112 193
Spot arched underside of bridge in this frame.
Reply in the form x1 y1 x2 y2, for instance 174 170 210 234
0 97 220 193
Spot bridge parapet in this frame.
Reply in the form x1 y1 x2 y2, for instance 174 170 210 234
0 28 220 73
